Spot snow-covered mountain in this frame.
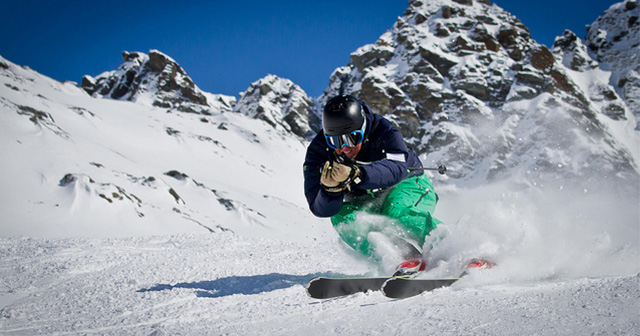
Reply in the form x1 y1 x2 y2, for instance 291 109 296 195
81 50 235 115
586 0 640 125
319 0 639 192
233 74 320 138
1 0 636 240
1 0 639 334
0 54 326 240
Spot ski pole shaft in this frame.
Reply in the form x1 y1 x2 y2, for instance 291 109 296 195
409 165 447 175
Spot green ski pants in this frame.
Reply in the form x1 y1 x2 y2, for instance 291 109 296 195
330 174 441 258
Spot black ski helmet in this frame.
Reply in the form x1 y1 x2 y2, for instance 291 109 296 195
322 95 365 136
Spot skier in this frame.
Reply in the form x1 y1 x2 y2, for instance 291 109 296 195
303 95 441 276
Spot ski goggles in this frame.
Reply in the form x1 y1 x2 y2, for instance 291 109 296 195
324 119 366 149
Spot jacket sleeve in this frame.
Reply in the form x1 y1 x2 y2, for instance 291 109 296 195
356 122 410 190
303 135 344 218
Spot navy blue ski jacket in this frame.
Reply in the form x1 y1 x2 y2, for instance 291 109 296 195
303 102 423 218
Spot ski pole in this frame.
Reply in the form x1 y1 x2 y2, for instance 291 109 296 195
409 165 447 175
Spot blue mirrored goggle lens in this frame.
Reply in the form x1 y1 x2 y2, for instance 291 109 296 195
325 130 364 149
324 118 366 149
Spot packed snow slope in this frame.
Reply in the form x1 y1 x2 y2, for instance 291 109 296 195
1 235 638 335
1 0 639 334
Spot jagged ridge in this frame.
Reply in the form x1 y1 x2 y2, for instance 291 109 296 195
317 0 638 189
81 50 235 115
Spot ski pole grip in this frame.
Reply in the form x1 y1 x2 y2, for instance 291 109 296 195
409 165 447 175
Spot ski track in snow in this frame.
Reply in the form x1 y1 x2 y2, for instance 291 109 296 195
1 234 638 335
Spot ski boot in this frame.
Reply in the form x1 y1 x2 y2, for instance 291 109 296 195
465 258 494 270
393 259 426 277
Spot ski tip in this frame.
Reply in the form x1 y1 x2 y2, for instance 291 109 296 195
305 277 322 291
305 277 323 298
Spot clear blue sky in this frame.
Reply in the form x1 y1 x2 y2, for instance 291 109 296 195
0 0 616 98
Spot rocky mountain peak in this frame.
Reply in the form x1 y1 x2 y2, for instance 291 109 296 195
321 0 546 136
81 50 234 115
234 74 319 138
319 0 638 189
585 0 639 126
552 30 600 72
551 30 627 121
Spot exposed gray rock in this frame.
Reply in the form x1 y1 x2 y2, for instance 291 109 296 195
234 75 318 138
586 0 640 127
81 50 235 115
318 0 638 189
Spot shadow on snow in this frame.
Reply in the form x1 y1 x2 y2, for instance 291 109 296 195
138 272 352 298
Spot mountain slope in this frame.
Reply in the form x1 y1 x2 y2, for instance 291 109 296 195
319 0 639 192
585 0 640 126
0 55 326 240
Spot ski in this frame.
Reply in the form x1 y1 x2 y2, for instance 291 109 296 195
381 275 463 299
306 276 391 299
382 259 495 298
307 259 492 299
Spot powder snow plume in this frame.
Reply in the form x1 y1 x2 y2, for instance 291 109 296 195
426 172 639 284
